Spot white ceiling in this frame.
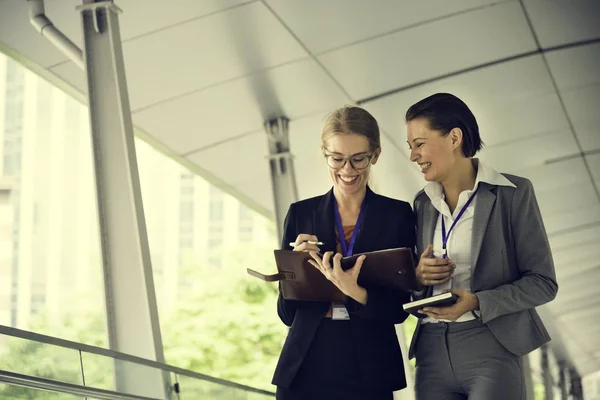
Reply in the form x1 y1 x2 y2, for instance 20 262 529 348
1 0 599 377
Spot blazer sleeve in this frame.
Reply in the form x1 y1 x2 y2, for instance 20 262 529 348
475 179 559 324
276 204 301 327
345 202 415 324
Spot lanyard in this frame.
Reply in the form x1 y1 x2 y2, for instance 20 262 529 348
333 196 367 257
441 186 479 259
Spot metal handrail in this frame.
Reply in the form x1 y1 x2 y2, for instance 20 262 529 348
0 369 161 400
0 325 276 397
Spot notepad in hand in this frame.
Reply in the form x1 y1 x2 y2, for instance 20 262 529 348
246 247 418 302
403 292 459 314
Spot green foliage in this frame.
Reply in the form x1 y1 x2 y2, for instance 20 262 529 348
0 308 111 399
0 244 286 397
161 244 286 392
402 314 418 375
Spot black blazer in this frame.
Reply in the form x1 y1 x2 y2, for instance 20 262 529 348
271 187 416 391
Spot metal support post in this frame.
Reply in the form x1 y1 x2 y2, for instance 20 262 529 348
541 345 554 400
265 116 298 240
523 353 536 400
78 1 170 398
569 368 584 400
393 325 415 400
558 361 569 400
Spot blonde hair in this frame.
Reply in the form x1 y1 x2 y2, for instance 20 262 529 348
320 105 381 152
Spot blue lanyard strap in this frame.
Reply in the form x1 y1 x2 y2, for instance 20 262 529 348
333 196 367 257
441 186 479 259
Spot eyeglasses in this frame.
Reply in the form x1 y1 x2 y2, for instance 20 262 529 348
323 150 376 170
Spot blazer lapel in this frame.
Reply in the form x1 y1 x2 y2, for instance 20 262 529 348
471 183 497 273
420 197 439 298
421 200 438 255
313 188 337 253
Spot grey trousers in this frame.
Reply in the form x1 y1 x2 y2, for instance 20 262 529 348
414 319 525 400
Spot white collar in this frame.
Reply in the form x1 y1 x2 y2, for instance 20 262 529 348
424 158 515 204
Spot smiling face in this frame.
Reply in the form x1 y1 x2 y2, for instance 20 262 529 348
406 117 462 183
323 133 379 196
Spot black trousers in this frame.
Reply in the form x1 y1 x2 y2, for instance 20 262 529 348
276 318 394 400
276 386 393 400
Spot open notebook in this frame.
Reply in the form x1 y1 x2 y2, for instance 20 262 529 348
247 247 418 302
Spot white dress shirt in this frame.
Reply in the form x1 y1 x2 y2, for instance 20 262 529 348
422 159 516 324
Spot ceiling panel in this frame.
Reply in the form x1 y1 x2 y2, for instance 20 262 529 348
535 183 598 217
513 158 599 222
0 0 257 68
477 129 579 173
116 0 255 41
546 43 600 91
513 157 590 192
264 0 506 54
551 287 600 317
364 55 561 151
186 130 268 188
49 61 85 94
560 85 600 152
233 177 274 214
542 204 600 237
523 0 600 48
318 1 536 100
587 153 600 183
133 58 349 154
287 113 336 200
549 225 600 254
120 1 308 110
552 264 600 295
0 0 77 67
552 246 598 280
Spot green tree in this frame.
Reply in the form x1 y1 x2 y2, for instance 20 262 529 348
0 244 287 397
161 243 287 393
0 306 110 399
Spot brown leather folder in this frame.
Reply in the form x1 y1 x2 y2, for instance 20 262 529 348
246 247 418 302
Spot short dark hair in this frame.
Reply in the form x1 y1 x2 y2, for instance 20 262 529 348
405 93 483 157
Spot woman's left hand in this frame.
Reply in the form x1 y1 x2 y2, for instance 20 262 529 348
419 289 480 321
308 251 368 305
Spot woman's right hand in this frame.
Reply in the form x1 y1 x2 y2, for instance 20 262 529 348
416 244 455 288
290 234 321 253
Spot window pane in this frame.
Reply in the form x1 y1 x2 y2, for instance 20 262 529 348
0 54 108 349
136 140 286 391
0 384 81 400
0 336 83 387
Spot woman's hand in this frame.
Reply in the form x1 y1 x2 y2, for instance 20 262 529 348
308 251 368 305
419 289 480 321
416 244 455 288
290 234 321 253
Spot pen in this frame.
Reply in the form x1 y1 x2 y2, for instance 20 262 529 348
289 240 324 247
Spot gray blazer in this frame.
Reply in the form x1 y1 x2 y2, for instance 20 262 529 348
409 171 559 359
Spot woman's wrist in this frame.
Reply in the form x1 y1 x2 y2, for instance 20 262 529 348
347 285 368 305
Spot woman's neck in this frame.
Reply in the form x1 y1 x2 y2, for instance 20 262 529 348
441 158 476 212
333 187 366 215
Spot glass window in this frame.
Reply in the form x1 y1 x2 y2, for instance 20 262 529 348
0 52 287 394
0 54 109 399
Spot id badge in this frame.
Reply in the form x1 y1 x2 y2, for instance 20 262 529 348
331 303 350 320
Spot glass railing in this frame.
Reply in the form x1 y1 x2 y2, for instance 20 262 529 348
0 325 275 400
